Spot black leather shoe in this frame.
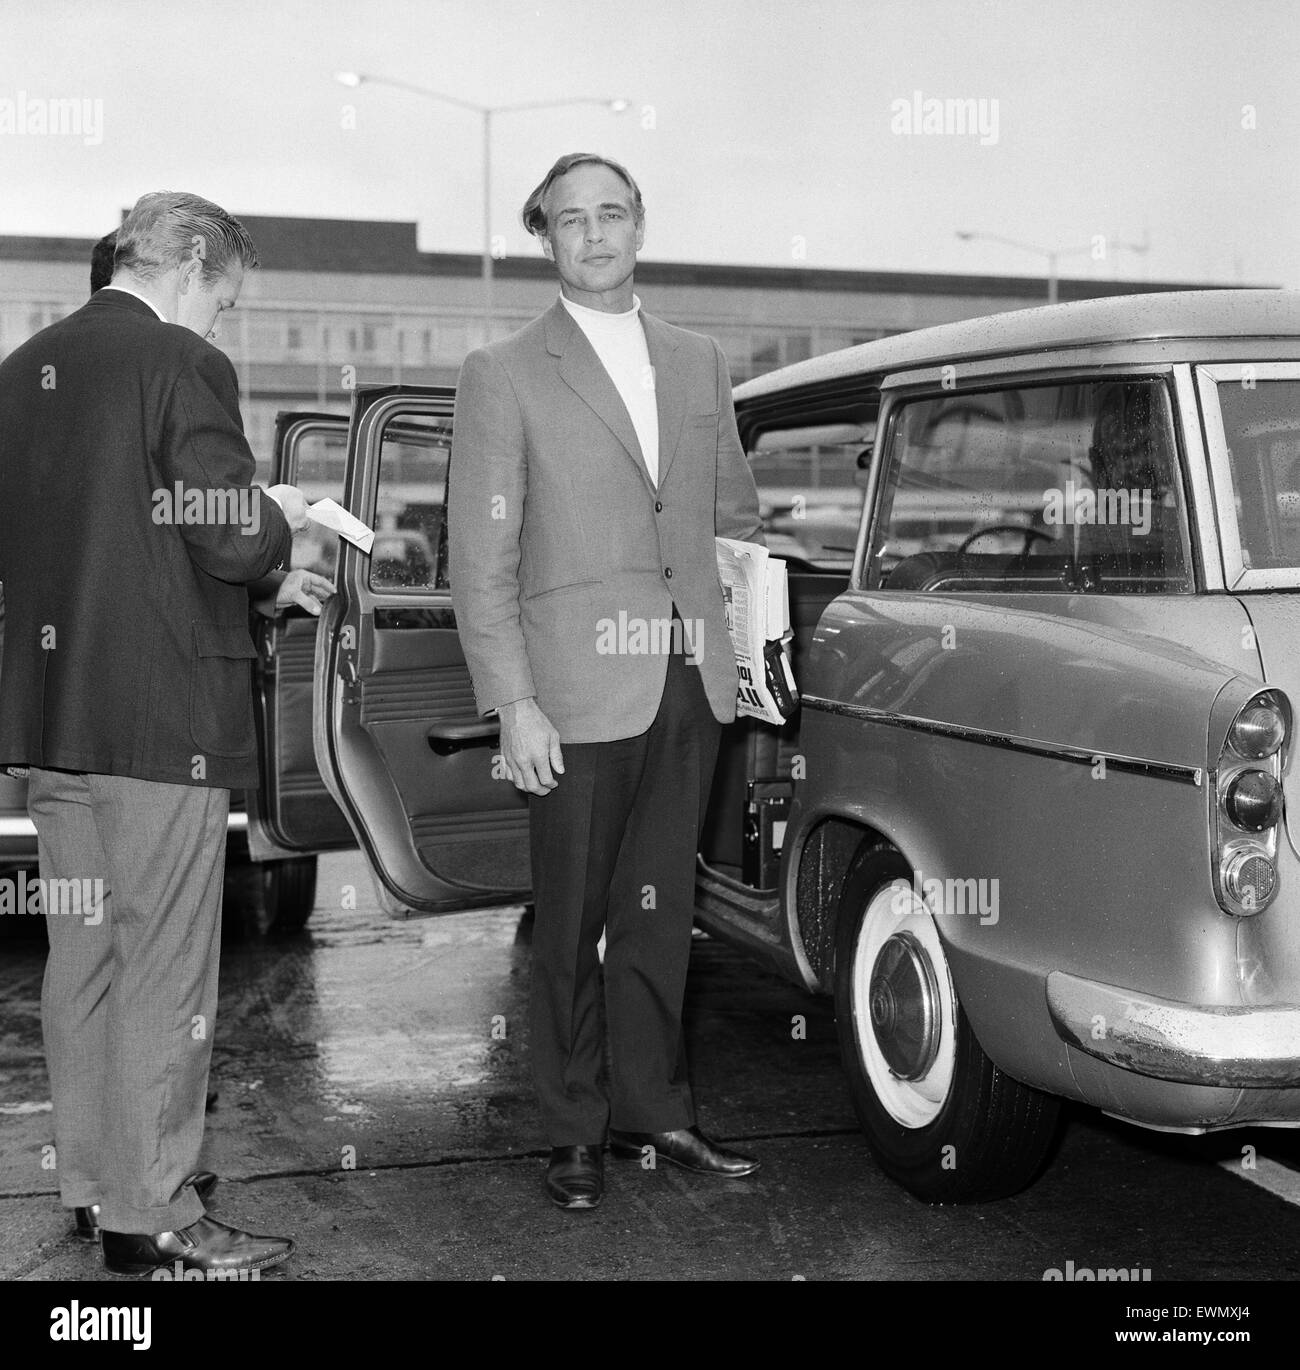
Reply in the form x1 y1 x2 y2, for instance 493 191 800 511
101 1215 294 1276
608 1125 760 1176
74 1171 219 1243
544 1144 604 1210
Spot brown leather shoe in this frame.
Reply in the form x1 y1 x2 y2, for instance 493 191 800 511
608 1125 760 1176
101 1214 293 1276
74 1170 218 1243
544 1144 604 1210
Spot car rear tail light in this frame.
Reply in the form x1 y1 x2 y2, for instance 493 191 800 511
1213 689 1290 918
1228 696 1287 760
1224 770 1283 831
1223 849 1277 912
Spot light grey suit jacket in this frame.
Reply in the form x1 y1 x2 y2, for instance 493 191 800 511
448 299 762 744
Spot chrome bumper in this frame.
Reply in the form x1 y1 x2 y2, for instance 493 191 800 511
0 812 247 840
1047 970 1300 1088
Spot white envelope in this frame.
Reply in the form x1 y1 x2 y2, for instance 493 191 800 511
306 498 375 554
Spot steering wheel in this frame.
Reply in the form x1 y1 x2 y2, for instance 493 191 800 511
957 524 1054 558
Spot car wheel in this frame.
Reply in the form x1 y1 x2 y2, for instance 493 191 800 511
833 846 1059 1202
223 854 317 939
260 855 317 934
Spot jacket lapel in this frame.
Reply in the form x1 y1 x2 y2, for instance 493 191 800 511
547 300 653 490
641 309 684 487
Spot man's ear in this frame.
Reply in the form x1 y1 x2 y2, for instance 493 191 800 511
635 216 646 252
176 255 204 295
539 231 554 261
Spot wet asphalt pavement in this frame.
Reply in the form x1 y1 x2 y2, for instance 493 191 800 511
3 850 1300 1286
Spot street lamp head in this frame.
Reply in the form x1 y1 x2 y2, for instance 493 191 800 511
334 71 364 88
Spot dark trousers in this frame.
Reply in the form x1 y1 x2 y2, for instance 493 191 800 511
527 645 721 1145
28 768 227 1233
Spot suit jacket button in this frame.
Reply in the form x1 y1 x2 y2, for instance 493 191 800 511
664 567 673 579
655 501 663 513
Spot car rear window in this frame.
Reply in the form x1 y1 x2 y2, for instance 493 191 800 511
1216 379 1300 573
867 378 1192 594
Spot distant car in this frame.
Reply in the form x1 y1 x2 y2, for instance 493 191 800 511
369 530 435 588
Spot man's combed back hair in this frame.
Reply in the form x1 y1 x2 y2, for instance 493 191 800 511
114 192 258 284
89 230 117 293
520 153 644 237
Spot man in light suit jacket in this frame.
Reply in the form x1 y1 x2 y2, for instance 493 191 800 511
450 153 764 1209
0 192 304 1275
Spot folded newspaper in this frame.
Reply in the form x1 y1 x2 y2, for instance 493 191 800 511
715 537 798 725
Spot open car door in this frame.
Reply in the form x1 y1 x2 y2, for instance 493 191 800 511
248 411 356 862
313 385 531 916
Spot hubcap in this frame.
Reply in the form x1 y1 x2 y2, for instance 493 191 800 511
849 877 959 1129
869 932 941 1081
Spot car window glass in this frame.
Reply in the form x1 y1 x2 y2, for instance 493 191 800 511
747 421 873 570
290 427 346 580
866 379 1191 594
1216 379 1300 572
370 414 450 591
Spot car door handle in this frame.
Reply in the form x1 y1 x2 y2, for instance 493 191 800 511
427 719 500 755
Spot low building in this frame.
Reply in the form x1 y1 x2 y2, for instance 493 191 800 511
0 215 1256 469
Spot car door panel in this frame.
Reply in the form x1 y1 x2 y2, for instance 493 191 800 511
314 386 530 916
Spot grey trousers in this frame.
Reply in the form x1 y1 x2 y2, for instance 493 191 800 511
28 767 228 1234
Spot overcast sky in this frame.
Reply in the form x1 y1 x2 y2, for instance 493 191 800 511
1 0 1296 287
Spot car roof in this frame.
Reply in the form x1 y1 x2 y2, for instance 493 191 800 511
733 289 1300 401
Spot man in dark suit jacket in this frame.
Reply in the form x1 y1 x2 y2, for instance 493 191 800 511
450 154 764 1209
0 191 304 1275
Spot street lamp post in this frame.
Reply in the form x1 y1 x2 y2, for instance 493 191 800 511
955 229 1149 304
336 72 629 339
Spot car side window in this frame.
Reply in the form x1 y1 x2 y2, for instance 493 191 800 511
290 428 347 580
747 420 874 570
865 378 1192 594
1216 378 1300 572
369 415 451 591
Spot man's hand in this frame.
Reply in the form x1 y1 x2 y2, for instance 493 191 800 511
265 484 310 533
273 569 335 617
498 697 564 796
250 568 335 618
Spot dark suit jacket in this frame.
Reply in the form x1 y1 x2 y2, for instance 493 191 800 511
449 300 762 744
0 289 291 788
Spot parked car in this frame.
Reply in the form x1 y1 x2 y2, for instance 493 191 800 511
308 290 1300 1204
0 410 357 935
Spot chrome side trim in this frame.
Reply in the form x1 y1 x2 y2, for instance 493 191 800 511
0 813 247 838
1047 969 1300 1088
802 694 1203 786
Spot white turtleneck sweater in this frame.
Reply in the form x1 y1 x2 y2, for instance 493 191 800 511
560 292 659 486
